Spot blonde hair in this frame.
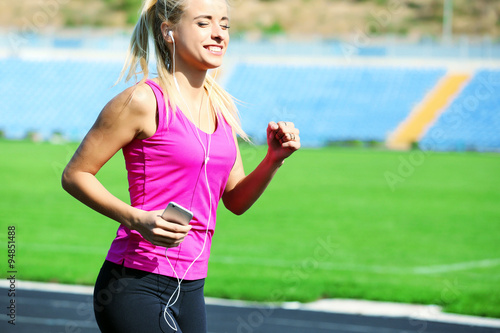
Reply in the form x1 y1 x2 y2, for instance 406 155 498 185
118 0 249 141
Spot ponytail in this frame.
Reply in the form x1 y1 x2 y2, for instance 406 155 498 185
117 0 157 84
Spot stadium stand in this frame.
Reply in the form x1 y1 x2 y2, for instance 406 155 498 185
387 73 471 149
0 58 130 141
419 69 500 152
0 54 498 152
225 63 446 146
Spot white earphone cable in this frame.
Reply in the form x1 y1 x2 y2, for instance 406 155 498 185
163 32 217 331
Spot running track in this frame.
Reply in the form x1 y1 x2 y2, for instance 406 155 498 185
1 284 499 333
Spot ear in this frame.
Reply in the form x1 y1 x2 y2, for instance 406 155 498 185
161 22 173 43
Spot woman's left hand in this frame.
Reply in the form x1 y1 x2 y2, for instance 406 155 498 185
267 121 301 163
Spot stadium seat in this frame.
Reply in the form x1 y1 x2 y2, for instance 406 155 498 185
0 58 131 141
420 70 500 152
1 57 497 151
224 63 446 146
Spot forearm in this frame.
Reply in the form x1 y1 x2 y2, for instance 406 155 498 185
223 153 284 215
61 169 141 229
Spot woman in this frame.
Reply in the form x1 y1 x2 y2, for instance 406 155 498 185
62 0 300 332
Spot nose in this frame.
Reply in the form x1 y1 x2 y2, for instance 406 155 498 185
212 24 226 41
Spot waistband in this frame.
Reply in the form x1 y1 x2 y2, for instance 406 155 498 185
101 260 205 292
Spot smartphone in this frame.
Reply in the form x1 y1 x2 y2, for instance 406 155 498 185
161 202 193 226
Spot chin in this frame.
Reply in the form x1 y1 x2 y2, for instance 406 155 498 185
209 63 223 69
202 59 224 70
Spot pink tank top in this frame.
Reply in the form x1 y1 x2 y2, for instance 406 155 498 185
105 79 237 280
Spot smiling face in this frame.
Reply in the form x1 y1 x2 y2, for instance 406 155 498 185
168 0 230 73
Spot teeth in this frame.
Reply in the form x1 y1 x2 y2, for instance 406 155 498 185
208 46 222 52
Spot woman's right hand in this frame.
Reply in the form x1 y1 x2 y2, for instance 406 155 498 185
131 210 192 248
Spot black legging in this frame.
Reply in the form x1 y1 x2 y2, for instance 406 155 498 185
93 260 207 333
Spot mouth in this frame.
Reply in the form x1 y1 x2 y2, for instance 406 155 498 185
205 45 223 56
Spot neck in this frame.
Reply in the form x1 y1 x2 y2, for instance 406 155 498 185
171 66 217 132
173 62 207 104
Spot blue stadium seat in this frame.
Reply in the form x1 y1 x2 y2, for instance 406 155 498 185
1 57 497 152
224 63 446 146
420 70 500 152
0 58 131 141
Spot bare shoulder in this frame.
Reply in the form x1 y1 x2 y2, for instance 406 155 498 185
96 82 157 138
114 82 156 117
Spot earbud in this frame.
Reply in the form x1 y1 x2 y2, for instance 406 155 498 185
168 30 174 42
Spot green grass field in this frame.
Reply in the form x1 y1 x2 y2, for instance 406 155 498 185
1 140 499 318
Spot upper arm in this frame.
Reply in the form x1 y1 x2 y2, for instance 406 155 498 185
63 84 156 177
222 130 245 200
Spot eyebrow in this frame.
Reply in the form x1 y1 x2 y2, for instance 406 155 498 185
193 15 229 21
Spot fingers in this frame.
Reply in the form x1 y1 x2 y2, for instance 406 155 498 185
148 229 188 248
271 121 300 145
155 218 192 248
277 121 293 129
138 211 192 248
281 137 301 150
280 132 298 143
267 120 301 161
268 121 279 131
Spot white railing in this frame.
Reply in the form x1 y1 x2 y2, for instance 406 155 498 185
1 30 499 60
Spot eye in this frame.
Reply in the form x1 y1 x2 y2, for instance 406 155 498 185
220 24 230 30
197 22 210 27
